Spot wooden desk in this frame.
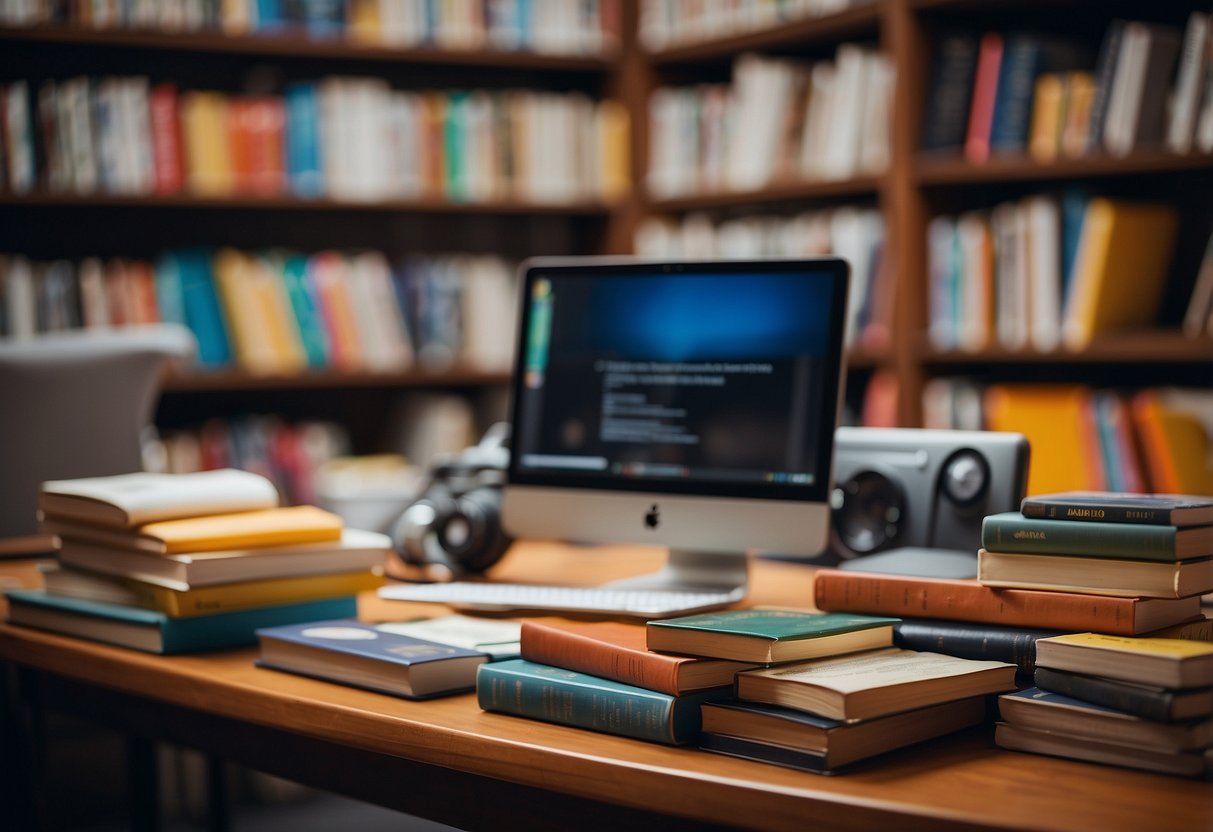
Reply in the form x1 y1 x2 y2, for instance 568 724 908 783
1 543 1209 832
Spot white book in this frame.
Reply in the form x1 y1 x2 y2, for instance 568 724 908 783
633 217 678 258
1023 195 1062 352
1104 23 1148 157
829 206 874 345
726 54 798 191
124 77 154 194
857 52 893 175
4 81 34 193
1197 47 1213 152
1182 233 1213 337
347 251 412 370
820 45 869 180
461 256 517 372
1167 12 1209 153
4 254 36 338
992 201 1029 350
78 257 110 328
800 62 835 180
60 77 98 194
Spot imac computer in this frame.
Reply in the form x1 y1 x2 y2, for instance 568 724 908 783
388 257 850 616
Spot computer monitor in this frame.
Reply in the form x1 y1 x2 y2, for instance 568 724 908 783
502 257 850 598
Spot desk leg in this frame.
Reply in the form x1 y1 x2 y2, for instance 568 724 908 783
128 735 160 832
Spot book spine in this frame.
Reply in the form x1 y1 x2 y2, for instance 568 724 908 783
162 595 357 653
981 514 1181 560
1021 500 1178 526
476 661 700 745
989 37 1041 153
519 622 681 695
812 570 1152 636
1033 667 1176 722
892 620 1066 676
1086 20 1125 152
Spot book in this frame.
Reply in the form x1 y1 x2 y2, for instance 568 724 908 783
812 569 1202 636
1034 667 1213 722
964 32 1005 163
256 619 489 699
376 615 522 660
921 33 980 154
1085 20 1126 153
989 35 1085 155
45 505 344 556
995 721 1208 778
1034 632 1213 688
520 619 755 695
645 610 898 665
980 512 1213 561
476 659 728 746
978 550 1213 599
700 696 987 772
1103 22 1182 157
4 589 357 654
1167 12 1210 154
40 563 383 618
1021 492 1213 527
1132 389 1213 495
56 528 391 590
38 468 280 528
999 688 1212 753
736 648 1016 722
892 618 1069 676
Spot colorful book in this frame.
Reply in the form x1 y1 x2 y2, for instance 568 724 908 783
1132 390 1213 496
964 31 1005 163
995 721 1208 778
178 248 234 367
892 618 1069 676
256 619 488 699
700 696 987 773
37 468 279 528
40 564 382 618
520 619 755 695
645 610 898 665
736 648 1016 722
4 589 357 654
1034 667 1213 722
980 512 1213 561
811 569 1202 636
476 659 728 746
1034 632 1213 689
978 550 1213 599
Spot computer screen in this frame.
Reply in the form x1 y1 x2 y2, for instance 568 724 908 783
503 258 850 583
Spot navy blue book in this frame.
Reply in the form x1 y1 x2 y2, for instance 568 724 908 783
990 34 1088 154
4 589 356 654
256 619 489 699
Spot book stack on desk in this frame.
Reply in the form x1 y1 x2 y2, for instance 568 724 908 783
997 633 1213 778
4 469 389 654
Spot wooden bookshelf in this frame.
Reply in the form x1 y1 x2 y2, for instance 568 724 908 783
918 333 1213 365
916 151 1213 186
160 367 511 392
645 176 883 212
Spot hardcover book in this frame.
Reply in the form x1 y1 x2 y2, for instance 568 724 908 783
1034 632 1213 688
37 468 279 528
256 618 489 699
736 648 1016 722
995 722 1207 778
1034 666 1213 722
645 609 898 664
476 659 728 746
521 619 755 695
1020 492 1213 527
980 512 1212 561
977 550 1213 599
812 569 1202 636
700 695 987 771
4 589 357 654
892 618 1069 676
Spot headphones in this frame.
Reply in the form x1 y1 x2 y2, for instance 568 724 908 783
390 423 512 579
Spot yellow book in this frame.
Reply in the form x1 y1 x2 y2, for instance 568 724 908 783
1028 73 1064 162
1059 71 1094 158
213 248 279 373
181 91 233 196
597 99 631 201
43 566 383 618
1132 390 1213 495
347 0 382 43
1061 198 1179 349
1035 632 1213 688
250 254 308 373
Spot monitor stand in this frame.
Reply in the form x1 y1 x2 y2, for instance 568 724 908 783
601 549 750 602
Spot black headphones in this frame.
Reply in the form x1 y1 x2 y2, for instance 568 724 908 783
390 424 512 578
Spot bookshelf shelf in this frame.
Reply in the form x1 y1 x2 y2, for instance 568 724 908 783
0 26 616 71
161 367 510 393
916 152 1213 187
918 333 1213 366
645 176 884 212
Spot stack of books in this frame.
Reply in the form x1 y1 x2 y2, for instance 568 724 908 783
5 469 389 654
998 633 1213 778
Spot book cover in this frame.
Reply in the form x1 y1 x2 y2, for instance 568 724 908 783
377 614 521 660
646 609 898 664
999 688 1213 753
520 619 755 695
4 589 357 654
893 618 1069 676
736 648 1016 722
980 512 1212 561
256 618 488 699
812 569 1202 636
1035 632 1213 688
978 549 1213 599
995 721 1207 778
38 468 279 528
476 659 728 746
1034 666 1213 722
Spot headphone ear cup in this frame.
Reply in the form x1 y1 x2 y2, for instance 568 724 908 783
441 487 511 574
392 491 458 570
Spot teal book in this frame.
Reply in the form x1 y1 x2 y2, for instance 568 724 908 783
476 659 727 746
646 609 899 664
4 589 357 654
178 249 233 367
981 512 1213 561
280 253 330 367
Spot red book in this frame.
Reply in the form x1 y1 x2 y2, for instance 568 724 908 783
812 569 1201 636
964 32 1005 163
245 97 286 196
227 99 256 194
149 83 184 194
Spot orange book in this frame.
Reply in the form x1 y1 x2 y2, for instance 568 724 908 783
126 260 160 325
983 384 1105 496
1028 72 1065 161
1059 71 1095 158
1132 390 1213 494
227 98 255 194
964 32 1005 164
306 252 363 369
246 97 286 196
812 570 1202 636
520 620 754 696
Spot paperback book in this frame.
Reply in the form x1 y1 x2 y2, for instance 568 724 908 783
995 722 1208 778
1034 632 1213 688
1033 666 1213 722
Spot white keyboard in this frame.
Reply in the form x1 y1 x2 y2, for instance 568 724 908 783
379 581 743 618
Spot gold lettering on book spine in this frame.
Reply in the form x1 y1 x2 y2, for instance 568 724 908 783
1064 508 1105 519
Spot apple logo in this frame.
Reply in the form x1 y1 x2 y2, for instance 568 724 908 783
644 504 660 530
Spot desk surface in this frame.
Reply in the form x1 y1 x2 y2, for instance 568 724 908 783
1 543 1210 832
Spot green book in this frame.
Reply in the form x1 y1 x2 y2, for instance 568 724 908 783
981 512 1213 561
476 659 727 746
645 609 899 664
280 253 329 368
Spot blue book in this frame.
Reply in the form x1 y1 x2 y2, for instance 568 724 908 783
990 35 1086 154
255 0 284 30
153 252 188 326
177 249 233 367
477 659 729 745
257 618 489 698
280 253 330 367
284 82 324 198
4 590 357 655
1059 189 1088 311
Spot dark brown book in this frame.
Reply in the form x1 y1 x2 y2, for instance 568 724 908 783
519 619 755 696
